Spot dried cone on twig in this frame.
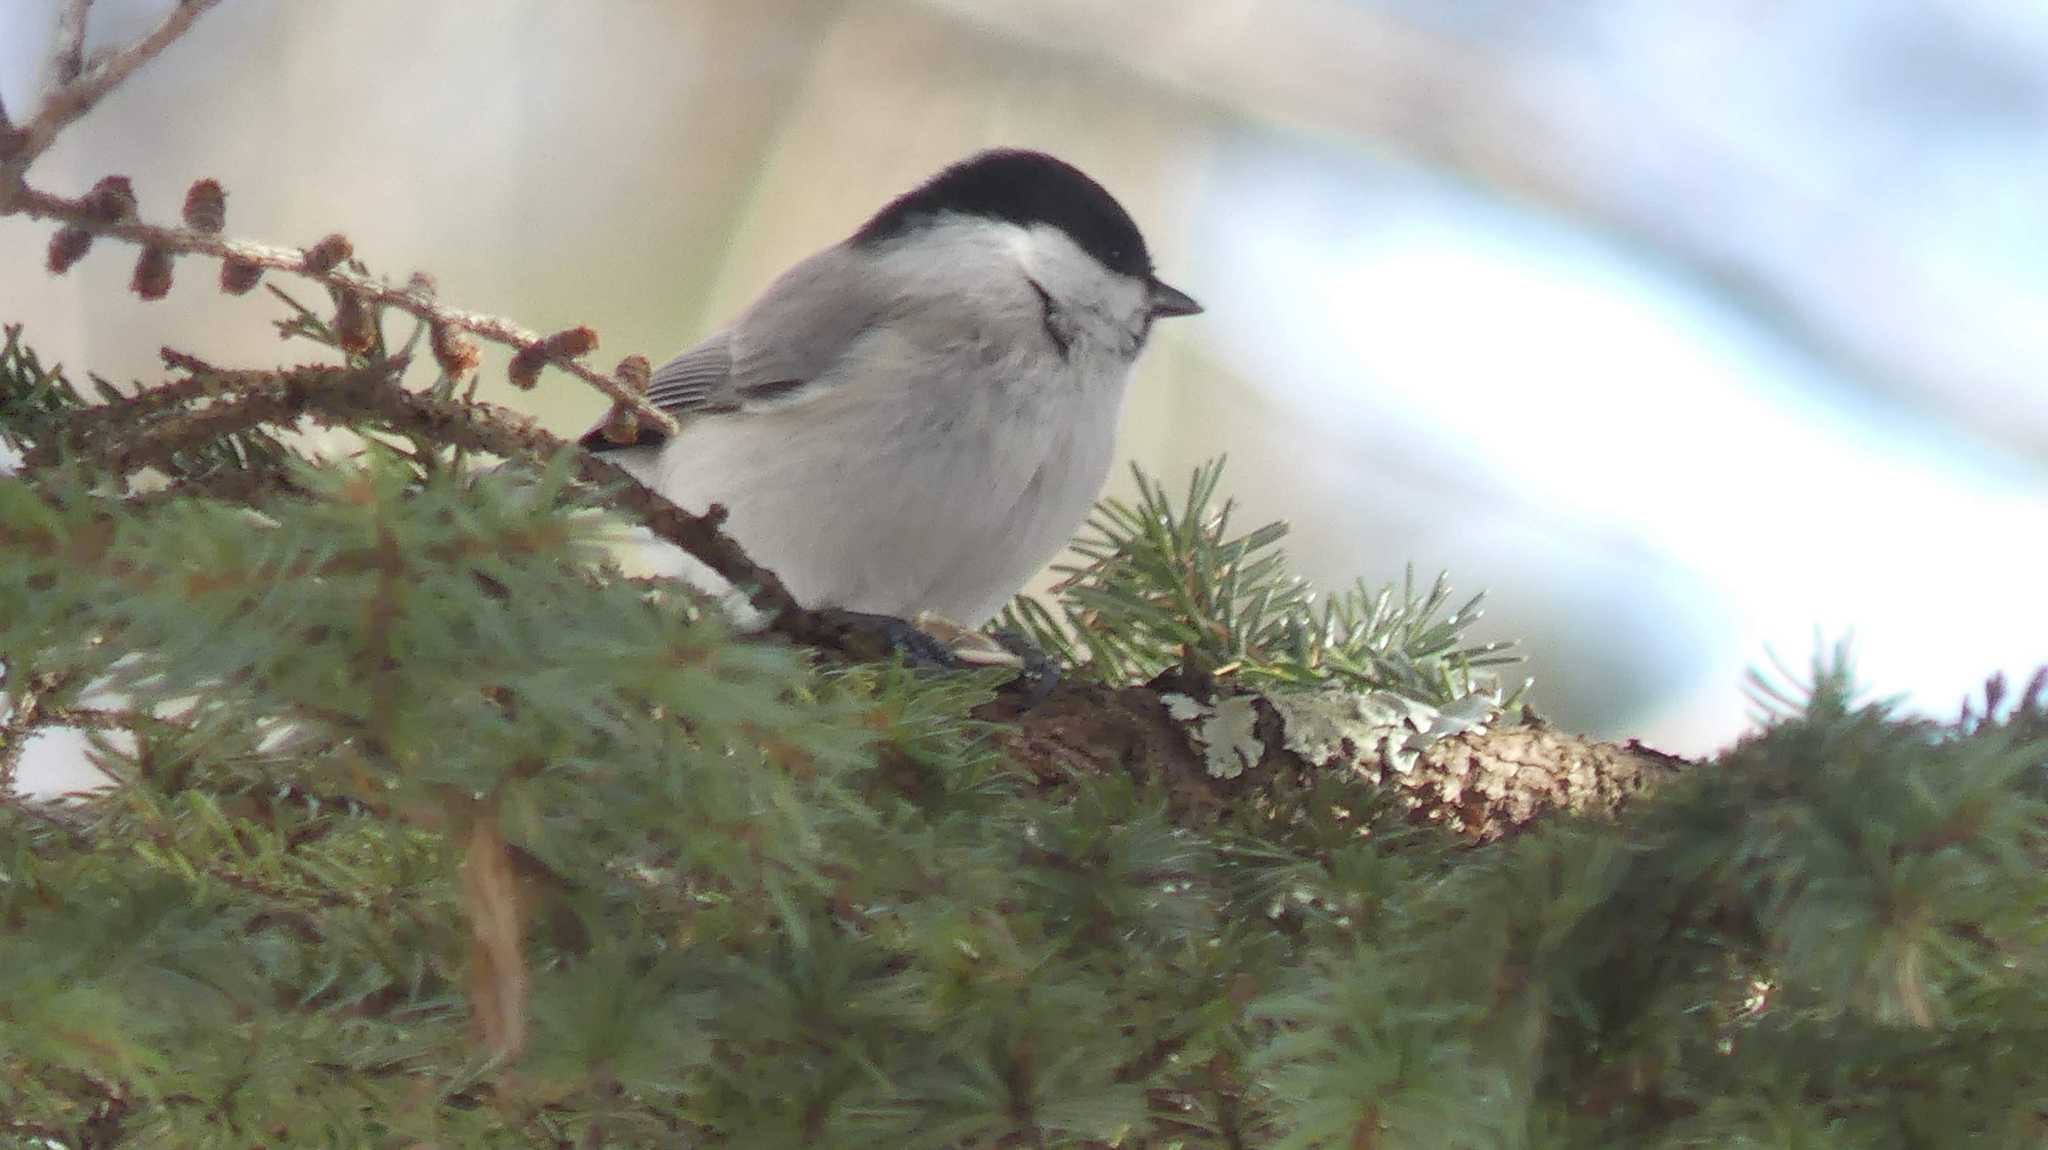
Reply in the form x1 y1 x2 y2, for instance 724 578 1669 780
507 325 599 390
430 320 481 378
333 292 376 354
131 246 174 300
301 233 353 275
47 226 93 274
602 354 652 445
541 326 598 359
182 179 226 234
220 257 263 295
507 344 546 391
83 176 137 223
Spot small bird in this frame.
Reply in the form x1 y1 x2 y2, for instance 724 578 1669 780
583 149 1200 635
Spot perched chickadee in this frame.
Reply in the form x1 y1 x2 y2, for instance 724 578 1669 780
583 149 1200 629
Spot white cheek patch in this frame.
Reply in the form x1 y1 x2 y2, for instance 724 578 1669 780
1003 225 1044 269
1019 228 1111 310
992 224 1155 359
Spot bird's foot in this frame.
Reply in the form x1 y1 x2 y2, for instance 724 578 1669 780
820 610 1060 703
821 609 963 670
913 613 1060 706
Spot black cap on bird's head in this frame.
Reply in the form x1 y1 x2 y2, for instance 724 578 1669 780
852 149 1202 320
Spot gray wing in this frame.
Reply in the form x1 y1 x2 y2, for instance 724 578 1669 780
642 332 740 414
581 246 885 451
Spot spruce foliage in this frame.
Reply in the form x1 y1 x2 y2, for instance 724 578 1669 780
994 460 1519 704
4 324 2044 1147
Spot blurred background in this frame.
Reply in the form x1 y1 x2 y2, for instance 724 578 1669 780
3 0 2044 762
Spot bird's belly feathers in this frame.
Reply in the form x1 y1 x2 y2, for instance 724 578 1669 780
642 358 1125 624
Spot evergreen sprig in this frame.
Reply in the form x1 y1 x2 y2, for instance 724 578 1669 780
995 458 1521 706
1 323 297 486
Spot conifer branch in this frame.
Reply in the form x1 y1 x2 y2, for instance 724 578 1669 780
996 458 1521 705
48 0 94 91
16 352 826 643
11 184 681 435
0 0 677 436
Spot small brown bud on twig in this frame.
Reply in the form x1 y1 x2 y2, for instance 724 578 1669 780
181 178 226 233
301 233 353 274
600 353 653 444
616 353 651 393
131 246 174 300
405 271 438 298
542 325 599 359
430 320 481 377
84 175 138 223
47 225 94 274
333 292 376 353
220 257 264 295
600 411 642 445
505 327 598 390
507 344 547 391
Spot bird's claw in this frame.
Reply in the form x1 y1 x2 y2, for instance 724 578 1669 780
823 611 1060 704
989 628 1060 707
913 613 1059 705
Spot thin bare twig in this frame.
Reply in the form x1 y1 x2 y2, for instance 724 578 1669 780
48 0 95 90
1 0 224 194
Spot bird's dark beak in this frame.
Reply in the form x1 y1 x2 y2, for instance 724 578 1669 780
1147 278 1203 319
